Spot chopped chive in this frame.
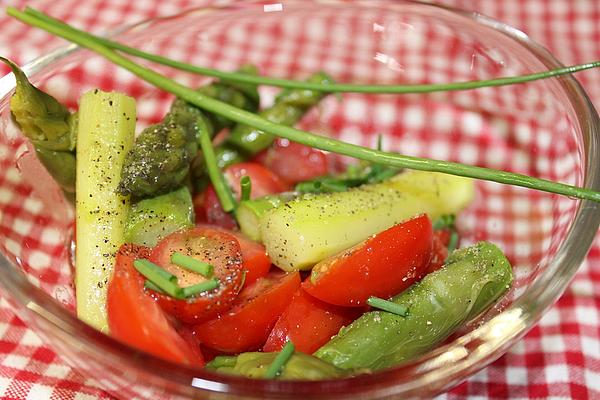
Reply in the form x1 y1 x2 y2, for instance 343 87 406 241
133 259 177 283
143 279 166 294
264 341 295 379
170 252 214 277
447 231 459 253
133 259 183 299
182 278 220 298
367 296 409 317
240 176 252 202
376 134 383 151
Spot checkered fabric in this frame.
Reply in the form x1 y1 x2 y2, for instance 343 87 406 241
0 0 598 399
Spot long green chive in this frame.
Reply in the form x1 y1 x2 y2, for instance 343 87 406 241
240 176 252 202
367 296 409 317
182 278 220 298
133 259 183 298
22 7 600 95
197 118 236 212
8 8 600 203
264 341 295 379
144 279 166 294
170 252 214 277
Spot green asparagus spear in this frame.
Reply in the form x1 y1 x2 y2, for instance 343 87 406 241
213 71 334 168
1 57 77 196
314 242 513 370
118 67 260 198
226 71 333 152
206 351 348 380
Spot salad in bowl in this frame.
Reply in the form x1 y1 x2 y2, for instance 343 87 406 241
0 2 599 398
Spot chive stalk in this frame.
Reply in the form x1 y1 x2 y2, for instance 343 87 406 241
240 176 252 202
182 278 220 297
197 118 236 212
22 7 600 95
7 8 600 203
367 296 409 317
264 341 295 379
133 259 183 298
170 252 214 277
144 279 166 294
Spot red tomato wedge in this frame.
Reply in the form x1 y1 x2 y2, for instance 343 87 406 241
197 162 288 229
253 138 330 184
303 214 433 307
193 271 300 353
107 244 204 366
149 227 244 323
196 224 271 287
232 232 271 286
263 288 359 354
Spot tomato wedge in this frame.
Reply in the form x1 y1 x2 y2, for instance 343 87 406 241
253 138 330 184
303 214 433 307
107 244 204 366
263 288 359 354
197 162 288 229
196 224 271 287
149 227 244 323
193 271 300 353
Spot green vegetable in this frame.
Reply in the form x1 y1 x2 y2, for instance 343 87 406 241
170 252 214 277
240 176 252 202
261 170 474 270
117 105 200 198
295 161 399 194
206 351 348 380
264 341 295 378
123 186 194 247
227 71 332 154
12 8 600 203
0 56 77 196
75 90 136 332
314 241 513 370
366 297 409 317
181 278 220 298
23 7 600 95
236 193 297 241
118 67 259 199
133 259 182 299
198 117 236 212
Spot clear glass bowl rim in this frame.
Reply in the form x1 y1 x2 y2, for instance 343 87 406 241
0 1 599 398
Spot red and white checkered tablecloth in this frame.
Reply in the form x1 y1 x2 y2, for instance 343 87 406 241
0 0 598 399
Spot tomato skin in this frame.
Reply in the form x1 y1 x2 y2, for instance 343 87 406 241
253 138 330 184
263 288 359 354
232 232 271 286
149 227 244 324
427 229 451 274
303 214 433 307
193 271 300 353
198 162 288 229
107 244 204 366
196 224 271 287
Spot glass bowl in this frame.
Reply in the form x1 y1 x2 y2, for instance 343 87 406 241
0 1 599 398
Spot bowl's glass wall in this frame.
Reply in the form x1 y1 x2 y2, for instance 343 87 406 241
0 2 593 399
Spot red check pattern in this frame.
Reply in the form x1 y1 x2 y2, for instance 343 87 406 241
0 0 599 399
